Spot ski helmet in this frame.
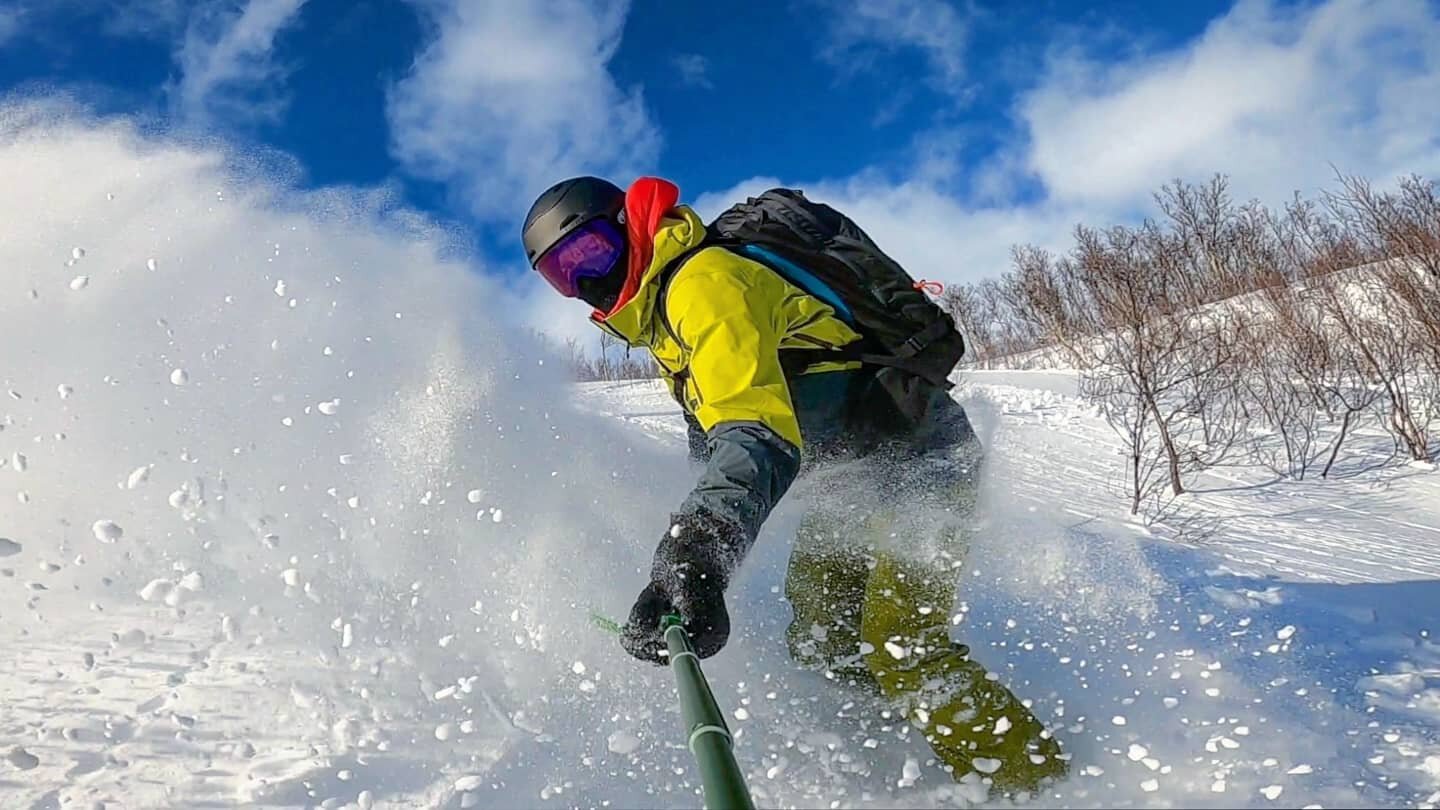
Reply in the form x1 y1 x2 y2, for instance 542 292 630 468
522 176 626 267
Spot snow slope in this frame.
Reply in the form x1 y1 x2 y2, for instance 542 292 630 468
578 374 1440 809
3 106 1439 809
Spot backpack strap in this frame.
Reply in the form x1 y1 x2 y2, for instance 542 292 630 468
894 319 956 359
779 345 954 389
653 238 954 389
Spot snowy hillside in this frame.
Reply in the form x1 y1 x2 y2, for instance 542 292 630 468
579 374 1440 809
3 110 1440 809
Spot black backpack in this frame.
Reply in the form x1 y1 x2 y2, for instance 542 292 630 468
700 188 965 392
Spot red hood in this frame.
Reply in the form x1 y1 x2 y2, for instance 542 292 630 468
592 176 680 322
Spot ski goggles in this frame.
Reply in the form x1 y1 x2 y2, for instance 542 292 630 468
532 217 625 298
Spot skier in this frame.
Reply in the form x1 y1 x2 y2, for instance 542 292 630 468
522 176 1067 793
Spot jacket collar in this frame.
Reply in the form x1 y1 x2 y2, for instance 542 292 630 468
593 197 707 345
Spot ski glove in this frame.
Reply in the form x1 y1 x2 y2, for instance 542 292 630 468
620 508 744 665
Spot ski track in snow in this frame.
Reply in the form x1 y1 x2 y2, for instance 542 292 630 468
3 111 1440 809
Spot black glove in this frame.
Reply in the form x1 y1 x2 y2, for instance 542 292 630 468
620 509 743 665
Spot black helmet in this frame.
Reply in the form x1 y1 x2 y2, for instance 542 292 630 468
522 176 625 267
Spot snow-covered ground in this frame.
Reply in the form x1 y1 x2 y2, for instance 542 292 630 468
575 375 1440 809
3 107 1440 809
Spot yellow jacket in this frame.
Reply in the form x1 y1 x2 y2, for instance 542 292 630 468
595 205 862 449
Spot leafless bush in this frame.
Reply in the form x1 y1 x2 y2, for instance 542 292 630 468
588 332 660 381
941 283 993 366
1003 245 1094 367
963 170 1439 517
1233 300 1325 478
1081 219 1250 505
530 331 659 382
1325 175 1440 461
1080 363 1172 516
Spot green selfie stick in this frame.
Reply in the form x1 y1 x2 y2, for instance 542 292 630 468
662 613 756 810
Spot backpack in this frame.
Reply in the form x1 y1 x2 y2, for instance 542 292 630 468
702 188 965 391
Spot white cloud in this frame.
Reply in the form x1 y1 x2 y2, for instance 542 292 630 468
170 0 309 127
1020 0 1440 206
696 173 1080 288
386 0 661 225
700 0 1440 288
818 0 973 99
672 53 712 89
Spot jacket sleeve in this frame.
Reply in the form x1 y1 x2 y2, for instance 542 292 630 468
666 262 802 549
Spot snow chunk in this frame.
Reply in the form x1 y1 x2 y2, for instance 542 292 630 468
899 756 921 787
139 579 175 603
170 369 189 386
434 723 454 741
1276 625 1297 641
1141 779 1159 793
884 641 908 660
1260 785 1283 800
92 520 124 543
1127 744 1148 761
57 384 73 400
11 452 27 472
1111 715 1127 726
607 730 641 755
318 399 340 416
125 465 151 489
972 757 1001 774
994 717 1012 735
454 775 483 792
6 746 39 770
70 275 90 290
467 489 484 503
1287 764 1313 775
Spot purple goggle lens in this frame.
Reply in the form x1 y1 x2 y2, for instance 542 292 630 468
533 218 624 298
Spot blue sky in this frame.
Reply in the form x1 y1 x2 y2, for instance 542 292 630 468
3 0 1439 314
